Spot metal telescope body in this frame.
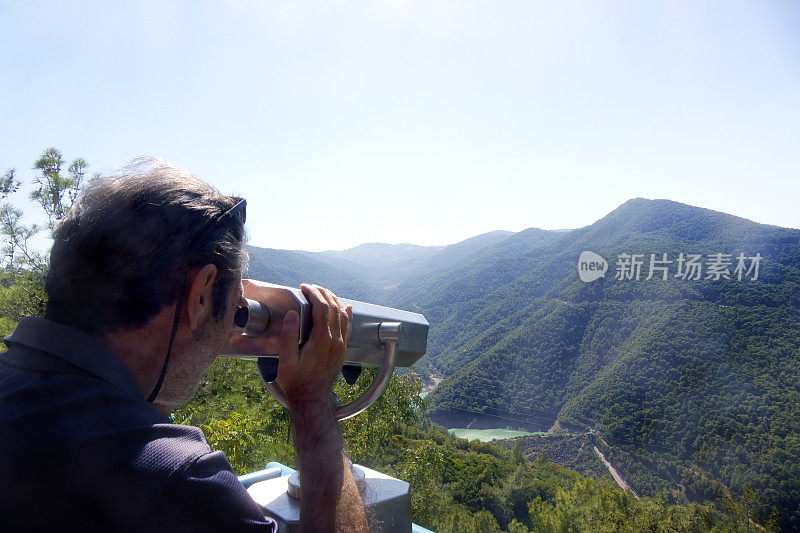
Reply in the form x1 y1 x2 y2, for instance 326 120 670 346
223 281 429 420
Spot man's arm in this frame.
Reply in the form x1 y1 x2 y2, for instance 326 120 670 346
290 402 368 531
277 284 369 533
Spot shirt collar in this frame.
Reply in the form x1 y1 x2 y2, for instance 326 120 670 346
4 317 144 400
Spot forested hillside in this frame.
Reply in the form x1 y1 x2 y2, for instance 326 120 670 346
243 198 800 529
423 198 800 530
246 246 385 302
177 358 755 532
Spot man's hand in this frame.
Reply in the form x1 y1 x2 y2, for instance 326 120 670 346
277 283 352 407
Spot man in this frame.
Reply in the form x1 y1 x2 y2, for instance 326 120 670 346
0 159 369 532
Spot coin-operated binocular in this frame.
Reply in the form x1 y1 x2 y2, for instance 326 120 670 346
222 280 429 420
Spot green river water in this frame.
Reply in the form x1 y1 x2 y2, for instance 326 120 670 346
447 428 547 442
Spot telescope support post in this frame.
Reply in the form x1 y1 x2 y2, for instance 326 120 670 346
265 321 402 420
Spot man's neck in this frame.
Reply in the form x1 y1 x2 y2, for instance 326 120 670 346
95 307 181 413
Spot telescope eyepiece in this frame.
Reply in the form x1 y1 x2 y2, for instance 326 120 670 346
236 298 271 337
234 305 249 329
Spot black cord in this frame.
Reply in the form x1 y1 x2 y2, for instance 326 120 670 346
147 284 184 403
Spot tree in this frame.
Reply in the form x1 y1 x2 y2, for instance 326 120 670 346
30 148 87 229
0 148 90 336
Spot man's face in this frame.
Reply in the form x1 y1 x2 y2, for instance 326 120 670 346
157 274 244 408
208 276 245 356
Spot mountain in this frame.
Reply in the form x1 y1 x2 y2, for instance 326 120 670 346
244 199 800 528
298 230 516 288
386 227 568 375
245 246 385 303
244 230 536 303
391 227 566 307
422 198 800 529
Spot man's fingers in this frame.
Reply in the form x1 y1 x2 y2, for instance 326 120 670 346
278 309 300 372
280 285 350 407
317 287 344 352
330 293 350 348
343 305 353 347
301 284 332 348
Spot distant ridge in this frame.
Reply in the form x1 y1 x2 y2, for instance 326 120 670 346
296 230 521 287
420 197 800 526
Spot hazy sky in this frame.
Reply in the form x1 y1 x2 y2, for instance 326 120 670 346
1 1 798 251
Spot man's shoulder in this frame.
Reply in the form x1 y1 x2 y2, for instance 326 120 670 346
1 352 163 429
0 354 275 531
1 358 206 467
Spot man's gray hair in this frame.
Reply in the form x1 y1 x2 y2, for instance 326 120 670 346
45 158 248 335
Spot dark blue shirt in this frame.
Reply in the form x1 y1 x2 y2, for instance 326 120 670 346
0 317 276 532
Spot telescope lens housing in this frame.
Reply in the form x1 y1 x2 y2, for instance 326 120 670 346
238 298 271 337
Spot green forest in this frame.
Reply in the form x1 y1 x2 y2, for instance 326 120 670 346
422 200 800 530
1 149 795 531
177 357 759 532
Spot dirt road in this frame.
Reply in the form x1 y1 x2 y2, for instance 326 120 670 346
593 445 639 499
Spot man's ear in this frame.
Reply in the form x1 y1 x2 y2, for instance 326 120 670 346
186 264 218 331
